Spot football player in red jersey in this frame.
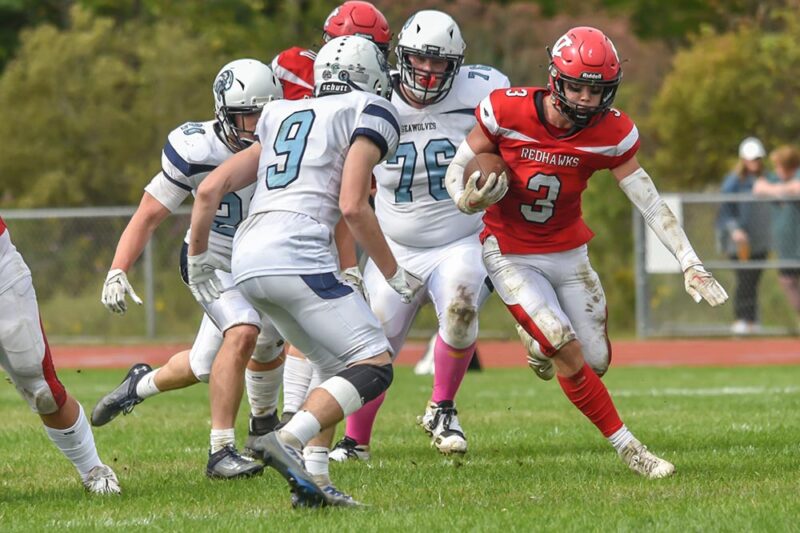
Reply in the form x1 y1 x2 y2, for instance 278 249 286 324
270 1 391 100
273 1 393 433
445 26 728 479
0 217 120 493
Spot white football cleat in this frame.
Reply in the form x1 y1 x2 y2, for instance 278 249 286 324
83 464 121 495
515 324 554 381
618 438 675 479
329 436 371 462
417 400 467 455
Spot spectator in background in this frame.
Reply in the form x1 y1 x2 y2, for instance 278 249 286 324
754 145 800 327
717 137 772 335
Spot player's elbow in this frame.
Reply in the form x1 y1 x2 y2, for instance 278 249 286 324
196 178 222 207
340 200 370 223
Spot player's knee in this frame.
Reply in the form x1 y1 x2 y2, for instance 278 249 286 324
318 363 393 417
31 384 60 414
189 350 213 383
14 378 61 415
442 293 479 348
532 307 576 353
222 324 259 358
250 335 285 365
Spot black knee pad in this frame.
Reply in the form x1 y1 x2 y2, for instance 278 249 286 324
338 363 393 404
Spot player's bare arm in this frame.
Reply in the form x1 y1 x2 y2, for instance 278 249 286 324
340 136 397 279
612 155 728 307
110 193 171 272
186 142 261 303
101 192 171 313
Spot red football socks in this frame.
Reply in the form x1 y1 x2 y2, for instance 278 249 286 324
557 363 623 437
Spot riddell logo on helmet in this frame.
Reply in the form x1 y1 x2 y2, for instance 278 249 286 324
580 72 603 80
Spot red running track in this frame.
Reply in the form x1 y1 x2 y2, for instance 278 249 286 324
49 338 800 369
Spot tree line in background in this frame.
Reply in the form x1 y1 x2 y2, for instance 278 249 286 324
1 0 799 332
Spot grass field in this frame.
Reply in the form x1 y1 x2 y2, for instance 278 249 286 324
1 365 798 531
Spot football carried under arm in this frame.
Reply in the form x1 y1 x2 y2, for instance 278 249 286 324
616 164 728 307
445 140 509 214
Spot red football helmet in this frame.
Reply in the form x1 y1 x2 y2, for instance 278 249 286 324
323 1 392 56
548 26 622 127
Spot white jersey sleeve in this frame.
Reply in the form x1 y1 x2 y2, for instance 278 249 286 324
372 65 509 248
143 170 189 212
351 97 401 161
144 120 251 267
145 121 218 211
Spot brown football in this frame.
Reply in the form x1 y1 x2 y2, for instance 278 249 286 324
463 152 508 189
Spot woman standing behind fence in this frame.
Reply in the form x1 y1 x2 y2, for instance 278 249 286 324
717 137 772 335
754 145 800 329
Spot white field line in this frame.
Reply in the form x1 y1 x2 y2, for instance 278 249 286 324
476 385 800 399
612 385 800 397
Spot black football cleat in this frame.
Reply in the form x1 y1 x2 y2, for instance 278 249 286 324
206 444 264 480
90 363 152 426
242 411 281 459
252 432 331 507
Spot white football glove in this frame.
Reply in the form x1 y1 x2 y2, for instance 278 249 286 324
684 264 728 307
186 251 227 304
342 266 369 304
456 170 509 215
101 269 143 314
386 266 424 304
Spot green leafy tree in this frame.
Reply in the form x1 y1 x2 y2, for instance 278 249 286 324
648 10 800 190
0 6 221 207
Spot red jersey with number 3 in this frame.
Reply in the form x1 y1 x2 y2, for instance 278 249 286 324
475 87 639 254
271 47 316 100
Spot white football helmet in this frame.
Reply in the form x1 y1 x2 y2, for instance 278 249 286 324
313 35 392 98
213 58 283 152
396 10 466 104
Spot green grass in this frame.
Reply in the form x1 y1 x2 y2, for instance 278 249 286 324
1 366 798 531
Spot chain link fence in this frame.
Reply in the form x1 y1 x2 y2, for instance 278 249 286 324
8 194 799 343
635 193 800 337
3 207 519 344
3 207 199 343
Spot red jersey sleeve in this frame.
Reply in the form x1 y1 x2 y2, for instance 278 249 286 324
580 109 640 171
0 215 6 236
271 47 315 100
